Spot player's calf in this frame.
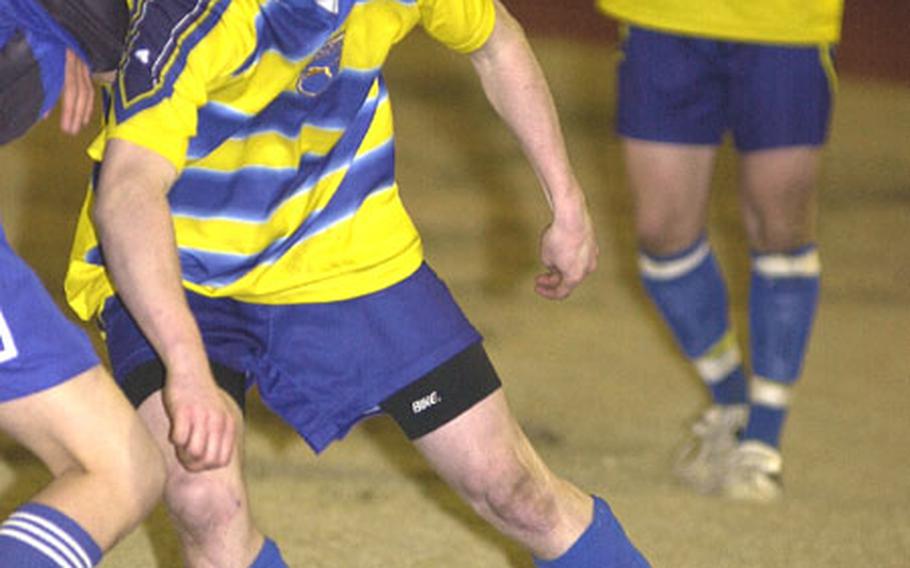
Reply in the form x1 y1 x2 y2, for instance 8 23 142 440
638 237 748 406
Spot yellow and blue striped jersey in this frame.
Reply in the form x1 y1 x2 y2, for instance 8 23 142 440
597 0 843 44
66 0 495 320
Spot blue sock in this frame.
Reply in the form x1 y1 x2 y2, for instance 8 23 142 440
534 496 650 568
639 238 747 405
249 538 288 568
0 502 102 567
743 403 787 447
744 246 820 448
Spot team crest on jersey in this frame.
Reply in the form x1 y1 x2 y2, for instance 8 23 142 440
297 33 344 97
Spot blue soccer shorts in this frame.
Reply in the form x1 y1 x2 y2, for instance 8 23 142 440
0 227 98 403
101 263 485 453
616 26 837 151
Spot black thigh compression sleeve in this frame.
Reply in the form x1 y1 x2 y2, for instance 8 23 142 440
122 359 247 412
380 342 502 440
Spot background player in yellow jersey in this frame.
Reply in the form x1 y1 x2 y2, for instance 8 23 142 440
597 0 843 501
0 1 169 566
66 0 649 565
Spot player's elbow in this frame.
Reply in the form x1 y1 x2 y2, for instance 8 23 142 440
491 0 526 42
471 0 527 67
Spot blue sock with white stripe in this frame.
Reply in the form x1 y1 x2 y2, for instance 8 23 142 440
534 496 650 567
744 246 821 448
639 237 747 406
0 502 102 567
249 537 288 568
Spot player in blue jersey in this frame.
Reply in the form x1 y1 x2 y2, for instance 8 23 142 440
0 1 170 566
598 0 844 501
66 0 650 566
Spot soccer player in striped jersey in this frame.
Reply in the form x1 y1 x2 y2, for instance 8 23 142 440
596 0 843 501
65 0 649 566
0 1 169 566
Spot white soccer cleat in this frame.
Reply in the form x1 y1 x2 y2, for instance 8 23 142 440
722 441 783 503
673 404 748 494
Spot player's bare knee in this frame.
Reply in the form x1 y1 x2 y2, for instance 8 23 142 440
748 222 813 254
636 219 700 257
133 450 166 517
57 439 164 532
105 443 165 519
164 467 246 532
635 220 669 253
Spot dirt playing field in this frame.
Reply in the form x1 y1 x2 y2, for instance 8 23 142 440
1 25 908 568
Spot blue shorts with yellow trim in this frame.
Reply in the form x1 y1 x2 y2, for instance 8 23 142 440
616 26 836 151
0 227 98 402
102 262 481 453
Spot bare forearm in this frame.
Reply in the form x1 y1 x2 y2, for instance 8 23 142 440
92 148 207 377
470 1 584 217
470 2 598 299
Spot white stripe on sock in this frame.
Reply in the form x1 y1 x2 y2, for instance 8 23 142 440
8 512 91 568
638 241 710 280
753 249 820 278
0 527 75 568
751 377 792 409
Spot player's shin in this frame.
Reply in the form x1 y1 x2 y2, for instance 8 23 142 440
639 237 747 405
743 245 820 448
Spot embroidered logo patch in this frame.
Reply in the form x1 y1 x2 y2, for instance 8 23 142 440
297 33 344 97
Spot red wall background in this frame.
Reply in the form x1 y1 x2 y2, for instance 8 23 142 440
503 0 910 85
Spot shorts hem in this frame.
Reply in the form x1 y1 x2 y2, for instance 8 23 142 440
302 330 482 454
0 357 98 404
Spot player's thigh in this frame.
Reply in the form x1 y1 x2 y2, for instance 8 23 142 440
0 243 153 475
731 43 832 251
412 389 550 497
730 43 834 154
0 364 157 477
624 140 717 253
738 147 822 251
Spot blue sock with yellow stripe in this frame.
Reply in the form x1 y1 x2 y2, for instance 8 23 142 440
639 237 747 406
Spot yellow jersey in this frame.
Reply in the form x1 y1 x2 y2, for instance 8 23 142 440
597 0 843 44
66 0 495 320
